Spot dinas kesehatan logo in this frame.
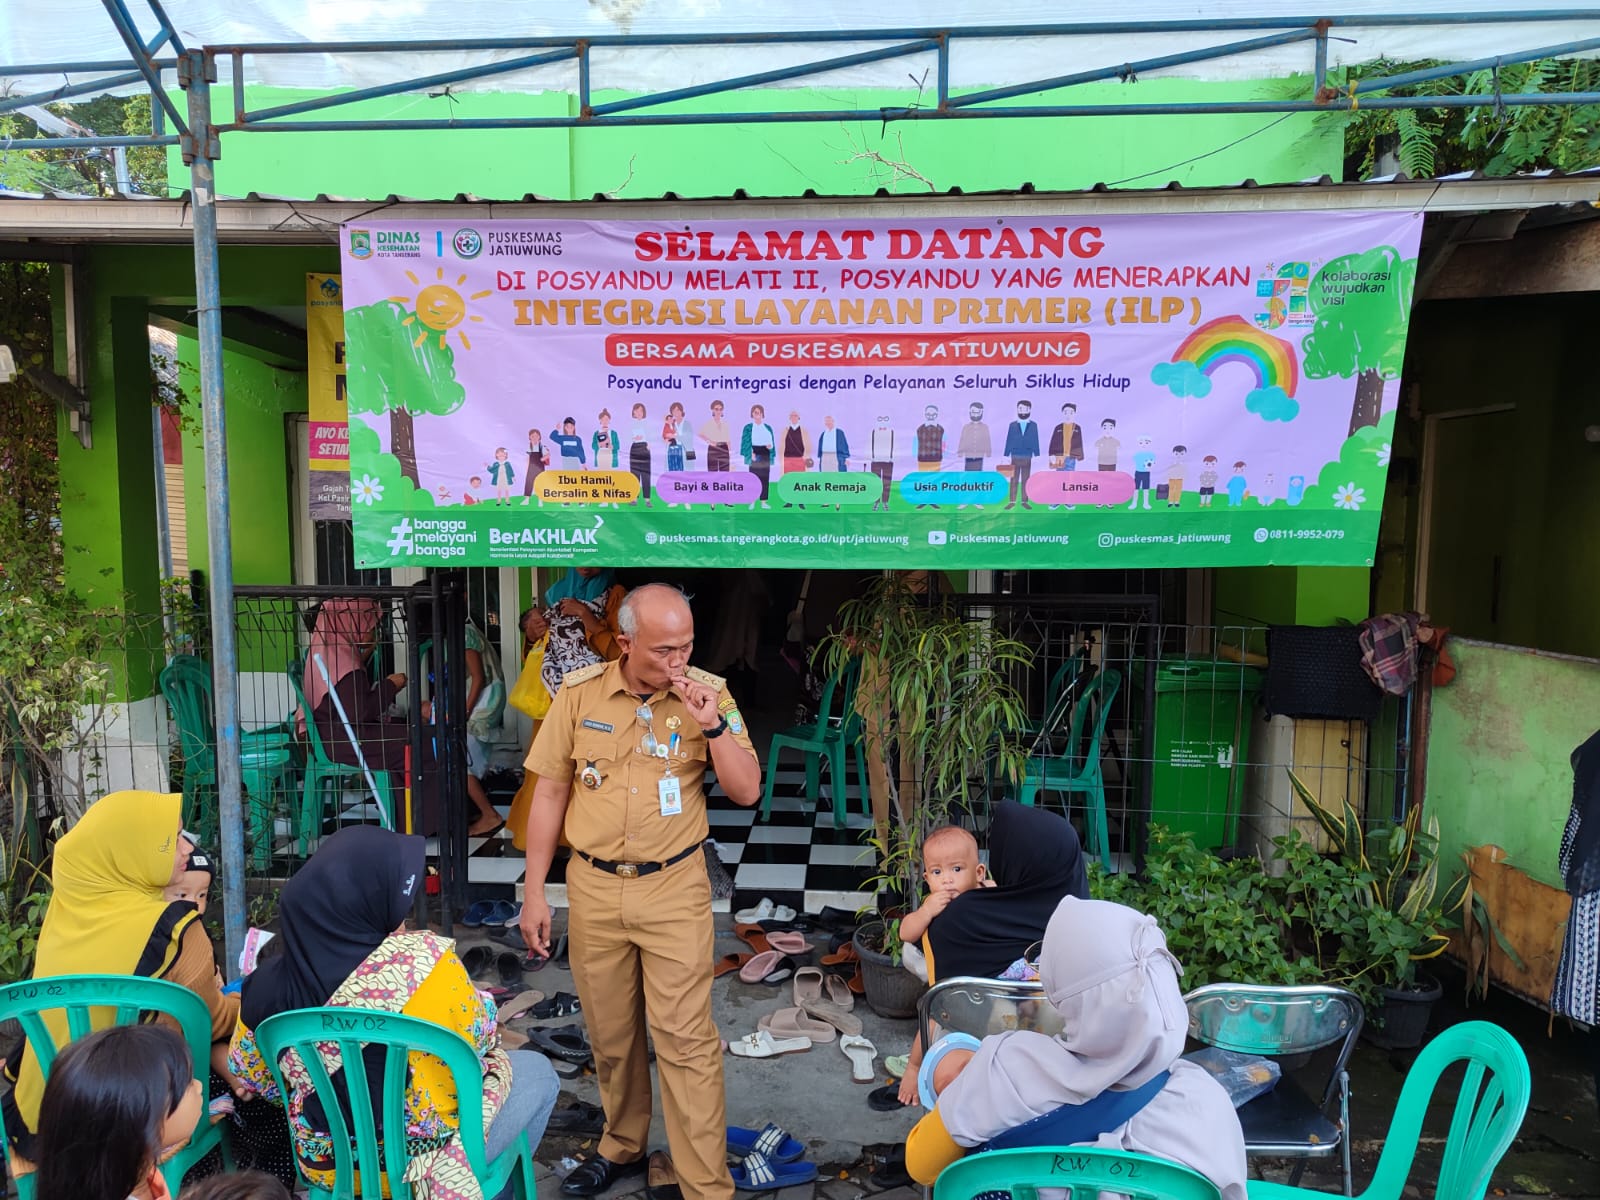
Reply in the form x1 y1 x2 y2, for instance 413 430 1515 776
391 267 491 351
452 228 484 259
348 229 372 259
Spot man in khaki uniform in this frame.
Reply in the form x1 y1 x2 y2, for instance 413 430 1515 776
520 584 760 1200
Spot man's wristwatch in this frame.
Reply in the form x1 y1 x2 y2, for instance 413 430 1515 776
702 715 729 739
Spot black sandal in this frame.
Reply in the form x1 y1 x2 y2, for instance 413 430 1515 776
547 1099 606 1137
531 991 582 1019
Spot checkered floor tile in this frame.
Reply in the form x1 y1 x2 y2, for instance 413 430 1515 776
429 765 879 916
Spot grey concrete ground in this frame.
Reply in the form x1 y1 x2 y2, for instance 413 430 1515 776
462 921 1600 1200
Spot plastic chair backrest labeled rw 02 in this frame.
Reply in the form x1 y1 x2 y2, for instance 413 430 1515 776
254 1007 535 1200
0 974 229 1200
936 1146 1224 1200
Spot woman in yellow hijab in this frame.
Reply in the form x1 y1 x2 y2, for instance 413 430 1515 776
1 791 293 1187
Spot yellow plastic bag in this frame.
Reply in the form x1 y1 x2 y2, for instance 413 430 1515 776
507 640 551 719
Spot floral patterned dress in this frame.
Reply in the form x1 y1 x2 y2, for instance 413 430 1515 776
230 931 511 1200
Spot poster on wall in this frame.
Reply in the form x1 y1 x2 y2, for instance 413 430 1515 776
339 211 1421 568
306 272 350 519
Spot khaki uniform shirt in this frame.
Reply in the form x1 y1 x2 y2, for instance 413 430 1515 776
525 658 757 862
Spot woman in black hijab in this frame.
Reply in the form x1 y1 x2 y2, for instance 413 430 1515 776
231 826 557 1199
924 799 1089 983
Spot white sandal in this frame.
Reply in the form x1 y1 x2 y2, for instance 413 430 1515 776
728 1030 812 1059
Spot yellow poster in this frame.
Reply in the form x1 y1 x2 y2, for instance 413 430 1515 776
306 273 349 517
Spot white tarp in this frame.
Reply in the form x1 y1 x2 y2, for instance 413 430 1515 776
3 1 1597 97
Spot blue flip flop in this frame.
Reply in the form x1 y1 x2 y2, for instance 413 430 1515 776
726 1124 805 1165
461 899 499 927
731 1151 816 1192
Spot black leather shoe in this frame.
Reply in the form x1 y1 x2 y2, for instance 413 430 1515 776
561 1154 648 1196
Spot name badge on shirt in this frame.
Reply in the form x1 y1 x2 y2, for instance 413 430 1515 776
658 775 683 817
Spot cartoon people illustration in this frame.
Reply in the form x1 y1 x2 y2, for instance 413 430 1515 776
1163 445 1188 508
868 414 896 511
1003 399 1040 510
817 414 850 472
436 484 452 506
1048 401 1084 471
592 408 621 469
663 401 692 473
957 401 992 471
915 405 946 473
1286 474 1306 507
550 417 586 471
485 447 514 506
1095 418 1120 471
463 476 481 506
1259 472 1278 506
740 403 776 509
522 428 550 506
628 401 653 506
1227 461 1249 507
1198 455 1219 508
1128 434 1155 510
781 410 813 475
699 399 732 473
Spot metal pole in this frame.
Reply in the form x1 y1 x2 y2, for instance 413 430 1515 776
151 401 176 646
179 47 246 972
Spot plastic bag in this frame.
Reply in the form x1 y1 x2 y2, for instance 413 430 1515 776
1181 1046 1282 1108
508 641 551 719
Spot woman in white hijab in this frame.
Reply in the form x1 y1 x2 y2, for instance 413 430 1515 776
905 897 1248 1199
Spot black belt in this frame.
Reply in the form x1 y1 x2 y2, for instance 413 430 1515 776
577 841 700 879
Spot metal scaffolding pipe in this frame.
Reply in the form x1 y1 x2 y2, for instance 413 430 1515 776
180 49 247 971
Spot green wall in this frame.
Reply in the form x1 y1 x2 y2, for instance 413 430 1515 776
178 81 1341 200
1400 294 1600 660
1423 639 1600 887
1214 566 1371 649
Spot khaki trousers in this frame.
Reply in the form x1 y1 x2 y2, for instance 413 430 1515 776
566 851 732 1200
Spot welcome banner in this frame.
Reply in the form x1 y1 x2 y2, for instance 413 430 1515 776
340 211 1421 568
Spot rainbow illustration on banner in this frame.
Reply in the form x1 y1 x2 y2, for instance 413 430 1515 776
1150 315 1302 422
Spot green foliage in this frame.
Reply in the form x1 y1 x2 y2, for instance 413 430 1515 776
0 770 51 985
821 573 1033 909
1329 57 1600 180
1289 770 1468 991
347 422 437 510
344 300 468 419
1302 248 1417 383
0 96 167 196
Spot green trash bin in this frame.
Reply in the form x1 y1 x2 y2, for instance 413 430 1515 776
1135 659 1264 850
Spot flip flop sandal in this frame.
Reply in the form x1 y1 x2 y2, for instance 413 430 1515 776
548 1100 607 1137
496 951 533 989
493 926 550 970
646 1150 683 1200
530 991 582 1019
845 964 865 995
815 905 860 931
714 953 753 979
495 989 547 1021
727 1031 811 1059
731 1150 817 1192
867 1084 905 1113
734 898 796 924
839 1034 879 1083
483 899 519 926
821 942 859 967
758 1006 836 1044
460 944 496 980
550 932 570 968
883 1054 910 1078
528 1027 593 1065
461 900 499 927
764 931 812 959
733 923 773 955
755 955 797 987
800 999 862 1036
868 1149 912 1191
790 966 825 1007
725 1124 807 1165
825 974 855 1009
500 1027 530 1051
738 950 784 984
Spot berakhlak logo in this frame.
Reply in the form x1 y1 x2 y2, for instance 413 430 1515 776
349 229 372 259
386 518 414 556
452 228 484 259
319 276 341 299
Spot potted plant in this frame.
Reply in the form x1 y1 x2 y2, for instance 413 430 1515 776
822 573 1033 1018
1290 771 1467 1048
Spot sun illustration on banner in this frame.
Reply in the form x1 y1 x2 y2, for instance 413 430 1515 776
1151 315 1302 423
391 267 492 350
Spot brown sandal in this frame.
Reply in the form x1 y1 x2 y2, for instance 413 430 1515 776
714 952 753 979
734 923 774 954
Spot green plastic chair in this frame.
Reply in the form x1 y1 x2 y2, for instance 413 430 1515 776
253 1007 536 1200
760 658 866 828
1023 645 1093 740
936 1146 1223 1200
1247 1019 1531 1200
159 654 295 866
1010 667 1122 872
286 660 395 855
0 974 232 1200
